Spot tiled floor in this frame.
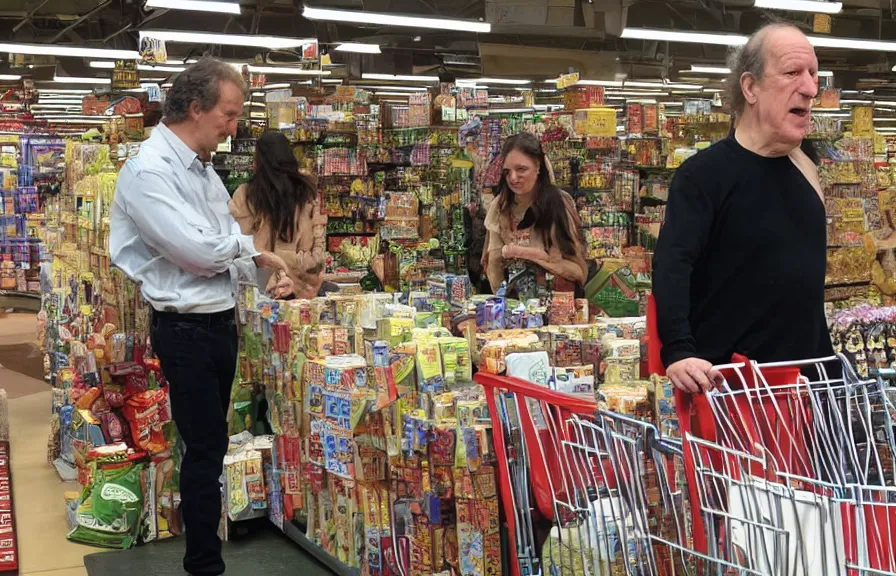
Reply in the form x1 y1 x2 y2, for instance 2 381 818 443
2 314 95 576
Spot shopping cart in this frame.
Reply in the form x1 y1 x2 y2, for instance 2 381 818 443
474 371 755 576
646 293 896 575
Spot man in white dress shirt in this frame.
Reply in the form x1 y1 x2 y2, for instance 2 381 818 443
110 58 290 575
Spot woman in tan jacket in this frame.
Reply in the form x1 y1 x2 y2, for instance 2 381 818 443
482 132 588 296
229 130 327 299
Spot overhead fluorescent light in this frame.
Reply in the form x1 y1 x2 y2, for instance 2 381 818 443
839 99 870 104
37 98 83 104
814 111 849 117
0 42 138 60
162 82 173 88
362 73 438 82
90 61 186 72
703 88 723 93
662 102 683 106
536 88 559 93
335 43 381 54
0 75 20 81
753 0 841 13
251 92 264 97
244 101 265 107
37 89 92 94
140 77 168 82
621 28 748 47
818 70 833 77
606 90 667 96
625 80 702 90
140 30 313 50
689 65 731 74
145 0 241 14
576 79 624 87
322 79 343 84
263 83 291 89
625 26 896 54
458 77 531 85
53 76 112 85
241 65 330 76
375 92 412 97
355 85 428 92
250 112 266 118
303 6 491 33
875 101 896 107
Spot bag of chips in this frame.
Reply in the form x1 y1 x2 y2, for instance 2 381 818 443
121 389 171 454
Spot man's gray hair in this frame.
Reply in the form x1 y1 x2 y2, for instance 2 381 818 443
726 21 802 115
164 57 247 124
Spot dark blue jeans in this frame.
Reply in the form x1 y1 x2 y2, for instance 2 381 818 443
151 309 237 576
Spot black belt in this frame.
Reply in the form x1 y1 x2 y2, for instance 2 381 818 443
153 308 235 328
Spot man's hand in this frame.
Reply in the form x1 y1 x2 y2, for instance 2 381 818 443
253 251 288 272
667 357 723 394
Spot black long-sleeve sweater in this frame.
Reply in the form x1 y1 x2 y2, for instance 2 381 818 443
652 136 834 367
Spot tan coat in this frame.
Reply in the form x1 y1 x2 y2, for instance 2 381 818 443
483 189 588 293
229 184 328 297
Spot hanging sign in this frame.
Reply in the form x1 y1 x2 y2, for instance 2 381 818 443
574 108 617 137
138 36 167 63
556 72 580 90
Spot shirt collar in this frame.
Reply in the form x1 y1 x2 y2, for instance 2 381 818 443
154 122 200 170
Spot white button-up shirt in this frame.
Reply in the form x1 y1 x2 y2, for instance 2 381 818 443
110 123 259 314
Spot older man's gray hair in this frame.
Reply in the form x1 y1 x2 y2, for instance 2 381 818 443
164 57 247 124
726 21 803 115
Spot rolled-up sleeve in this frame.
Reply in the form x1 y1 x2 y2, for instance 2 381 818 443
114 166 255 278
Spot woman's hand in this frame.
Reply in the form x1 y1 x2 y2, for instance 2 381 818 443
502 244 546 263
266 271 294 299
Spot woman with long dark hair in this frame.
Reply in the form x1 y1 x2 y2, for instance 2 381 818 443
482 132 588 294
229 130 327 299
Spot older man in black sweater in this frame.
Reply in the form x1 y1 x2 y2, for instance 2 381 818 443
653 22 834 393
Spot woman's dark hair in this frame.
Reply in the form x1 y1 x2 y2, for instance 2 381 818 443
246 130 316 251
496 132 581 258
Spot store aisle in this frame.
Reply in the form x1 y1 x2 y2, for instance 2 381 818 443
1 314 93 576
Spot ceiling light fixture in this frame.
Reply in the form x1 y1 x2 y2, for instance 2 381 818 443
355 85 428 91
621 28 748 47
624 80 702 90
239 65 330 76
37 89 92 94
140 30 313 50
576 79 624 87
53 76 111 85
0 42 138 60
0 75 20 81
689 65 731 74
144 0 241 14
334 43 381 54
606 90 668 96
303 6 491 33
753 0 842 13
263 83 291 89
362 73 438 82
322 79 344 84
90 61 186 72
488 108 535 114
375 92 413 96
818 70 834 77
458 77 531 85
625 26 896 54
